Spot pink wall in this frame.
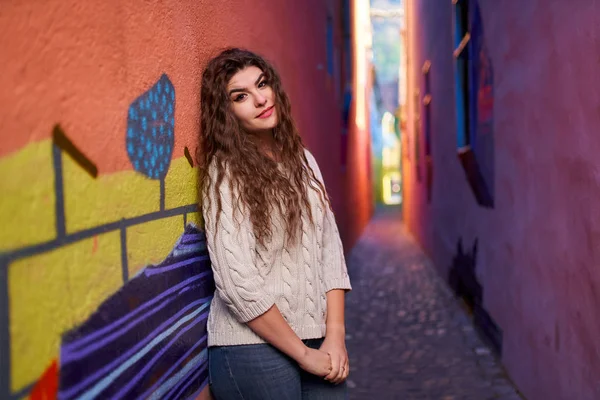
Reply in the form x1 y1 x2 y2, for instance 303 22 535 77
403 1 600 399
0 0 372 398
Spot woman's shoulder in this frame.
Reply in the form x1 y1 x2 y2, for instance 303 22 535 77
303 148 318 168
302 148 324 180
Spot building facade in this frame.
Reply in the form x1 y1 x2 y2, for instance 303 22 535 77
0 0 373 398
402 1 600 399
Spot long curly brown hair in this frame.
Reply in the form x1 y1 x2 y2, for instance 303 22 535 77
198 48 329 247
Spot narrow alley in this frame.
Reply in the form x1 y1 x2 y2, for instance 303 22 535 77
4 1 600 399
344 207 522 400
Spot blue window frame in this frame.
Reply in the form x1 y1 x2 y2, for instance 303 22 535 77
454 0 470 149
453 0 495 208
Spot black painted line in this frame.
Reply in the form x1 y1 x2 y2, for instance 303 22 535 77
0 204 198 264
52 141 66 238
52 124 98 178
184 146 194 167
0 260 10 400
120 225 129 283
183 213 187 228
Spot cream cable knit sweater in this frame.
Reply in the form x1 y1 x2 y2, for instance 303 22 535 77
203 149 352 347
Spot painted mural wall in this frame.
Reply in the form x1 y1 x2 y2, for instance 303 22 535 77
403 1 600 400
0 0 371 399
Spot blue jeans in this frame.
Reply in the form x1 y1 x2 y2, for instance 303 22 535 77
208 338 348 400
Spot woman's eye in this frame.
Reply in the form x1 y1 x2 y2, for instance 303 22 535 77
234 94 247 102
258 80 268 88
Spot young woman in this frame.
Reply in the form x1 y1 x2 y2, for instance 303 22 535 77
199 48 352 400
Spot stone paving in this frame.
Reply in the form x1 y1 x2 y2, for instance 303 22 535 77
344 206 524 400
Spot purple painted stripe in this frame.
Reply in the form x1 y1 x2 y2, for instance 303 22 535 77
136 335 207 400
58 301 209 399
62 294 212 362
176 244 206 252
144 255 210 277
62 290 212 363
111 326 208 399
187 378 210 400
166 360 209 400
63 271 212 352
181 234 203 244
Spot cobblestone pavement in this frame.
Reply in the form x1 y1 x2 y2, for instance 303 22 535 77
344 206 523 400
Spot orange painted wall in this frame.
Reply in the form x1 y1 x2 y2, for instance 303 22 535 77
0 0 372 398
0 0 371 242
1 1 345 176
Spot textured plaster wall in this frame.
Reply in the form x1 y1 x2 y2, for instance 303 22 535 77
343 0 374 248
0 0 371 398
403 1 600 399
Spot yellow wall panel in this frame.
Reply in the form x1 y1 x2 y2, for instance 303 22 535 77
126 215 185 277
8 231 122 392
63 153 160 233
165 157 198 209
187 211 204 228
0 141 56 252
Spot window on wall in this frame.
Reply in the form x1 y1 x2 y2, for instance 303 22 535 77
453 0 471 149
452 0 495 208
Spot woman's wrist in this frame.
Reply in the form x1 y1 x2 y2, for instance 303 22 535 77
325 323 346 339
291 342 310 363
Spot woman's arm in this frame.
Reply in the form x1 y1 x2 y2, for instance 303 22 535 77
303 149 352 384
321 289 349 384
247 305 332 376
319 208 351 384
325 289 346 339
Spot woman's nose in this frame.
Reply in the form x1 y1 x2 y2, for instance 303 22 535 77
254 94 267 107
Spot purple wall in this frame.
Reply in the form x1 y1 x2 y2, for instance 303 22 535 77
403 1 600 399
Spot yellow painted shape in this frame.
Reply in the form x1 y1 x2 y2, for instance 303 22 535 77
0 140 56 252
165 156 199 209
63 152 159 232
127 215 186 277
9 231 122 392
187 211 204 229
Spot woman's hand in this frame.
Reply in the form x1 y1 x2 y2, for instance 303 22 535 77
319 332 349 384
297 347 333 377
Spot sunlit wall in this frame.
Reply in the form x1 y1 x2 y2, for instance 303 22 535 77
0 1 369 398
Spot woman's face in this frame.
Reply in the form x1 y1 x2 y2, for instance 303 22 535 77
227 66 278 133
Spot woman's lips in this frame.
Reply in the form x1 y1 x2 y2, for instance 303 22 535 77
257 106 274 119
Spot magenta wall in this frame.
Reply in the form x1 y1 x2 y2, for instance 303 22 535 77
403 1 600 399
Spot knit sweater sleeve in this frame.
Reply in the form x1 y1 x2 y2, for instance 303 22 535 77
202 164 276 323
305 150 352 293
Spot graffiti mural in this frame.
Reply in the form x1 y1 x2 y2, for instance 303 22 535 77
0 74 213 400
127 74 176 210
58 226 213 400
